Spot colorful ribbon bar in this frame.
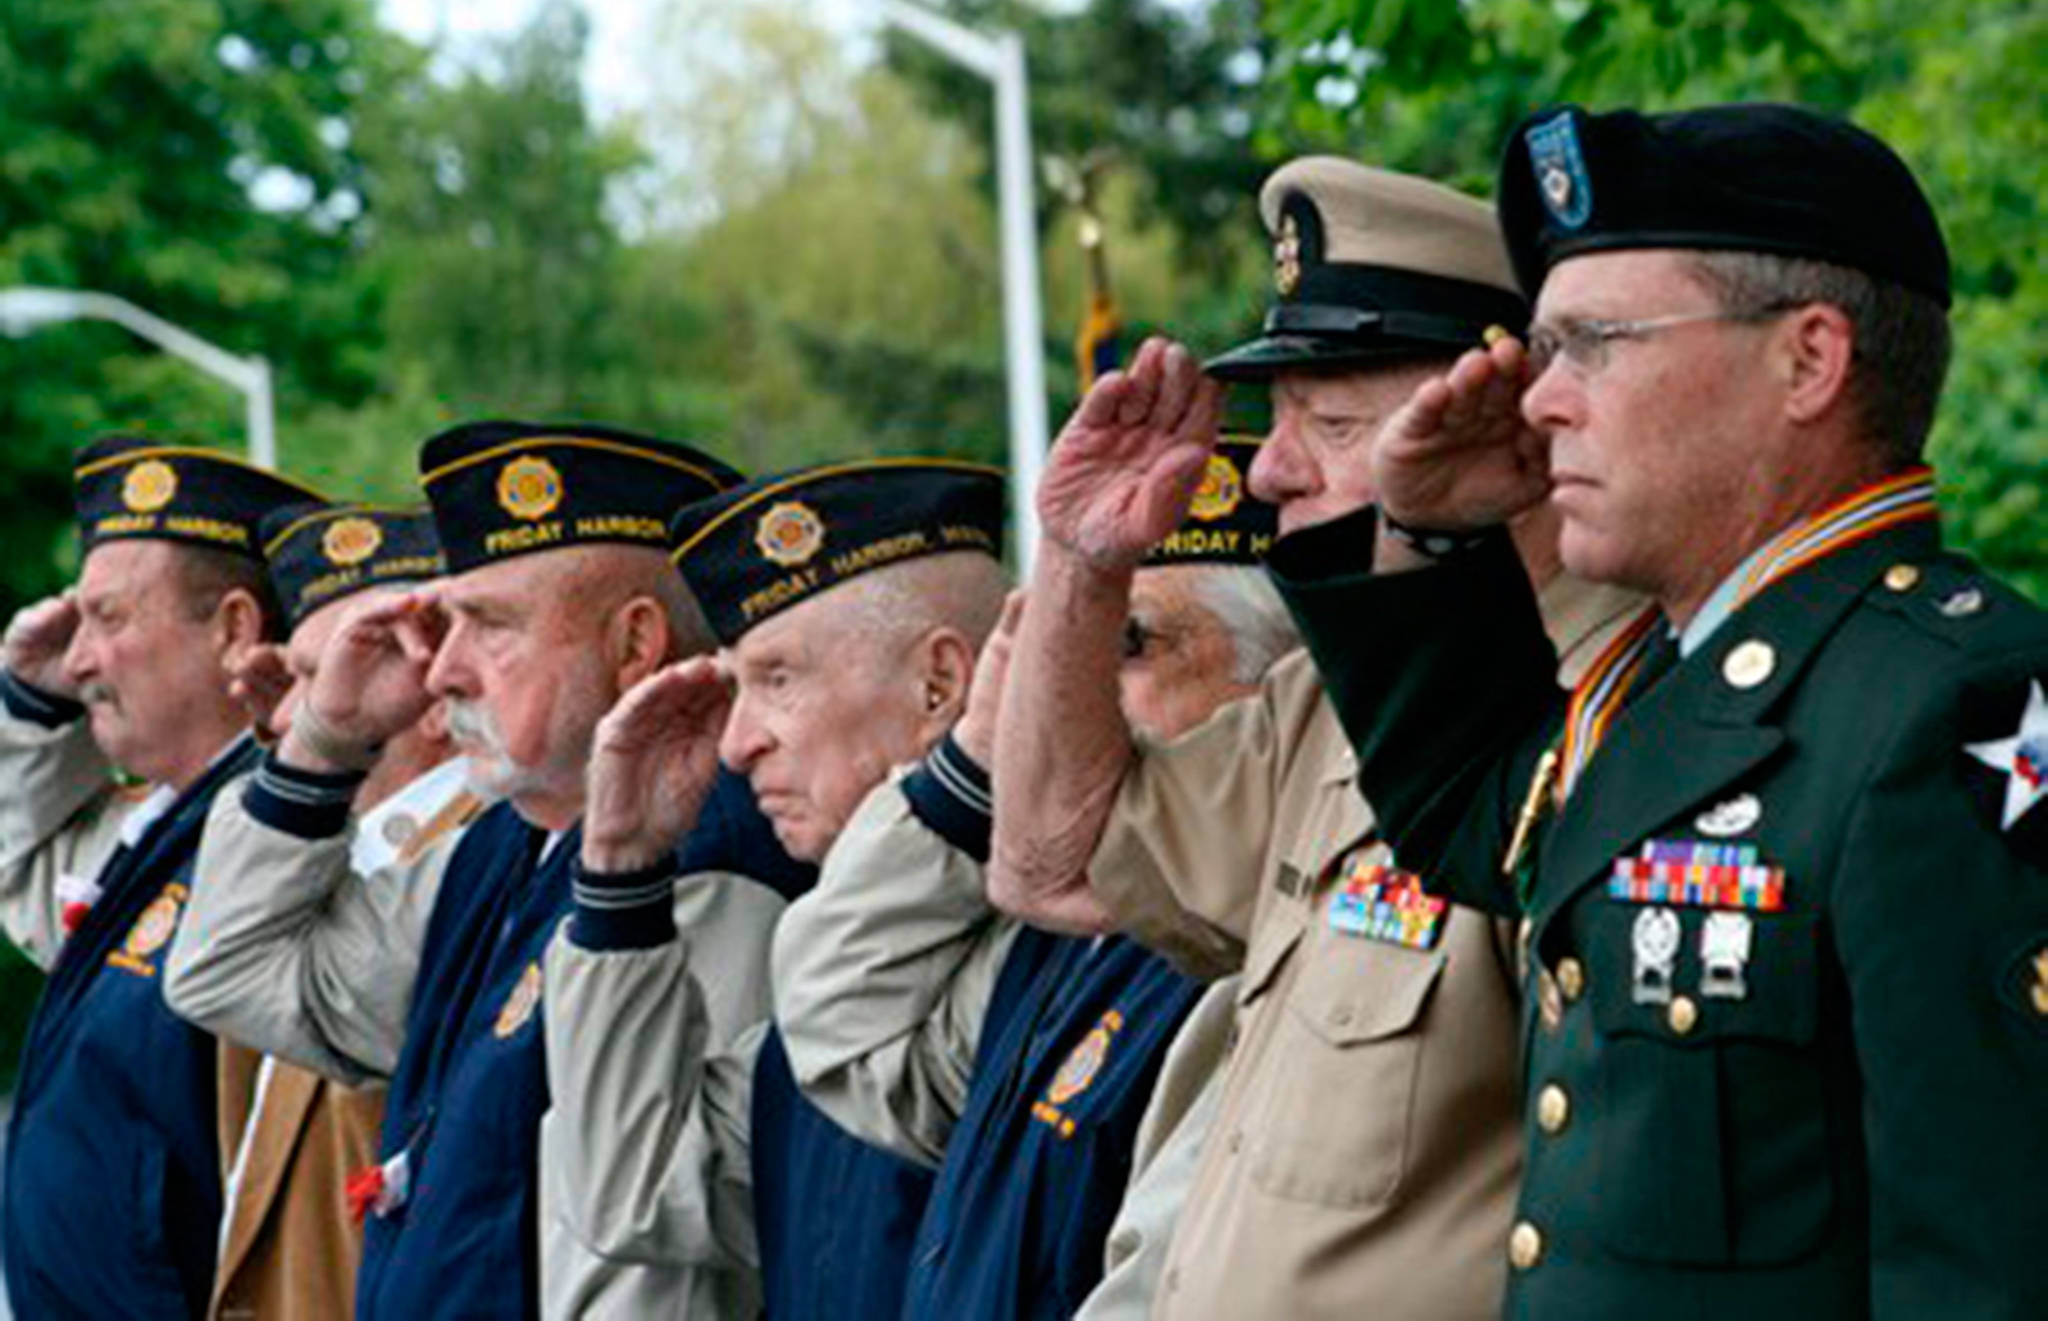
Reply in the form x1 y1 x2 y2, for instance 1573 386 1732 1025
1608 839 1786 911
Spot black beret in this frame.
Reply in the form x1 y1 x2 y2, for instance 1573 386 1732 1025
260 502 445 629
418 421 743 574
1142 437 1277 567
1207 157 1529 381
669 458 1006 644
73 435 324 561
1500 103 1950 306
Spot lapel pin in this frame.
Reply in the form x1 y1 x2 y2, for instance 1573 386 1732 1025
1938 587 1985 618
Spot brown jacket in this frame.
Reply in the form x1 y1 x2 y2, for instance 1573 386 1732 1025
212 1045 383 1321
1088 575 1641 1320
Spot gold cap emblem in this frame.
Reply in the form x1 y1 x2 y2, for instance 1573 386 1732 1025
121 459 178 514
322 516 384 567
756 501 825 568
1187 452 1245 523
1273 212 1303 296
497 455 564 522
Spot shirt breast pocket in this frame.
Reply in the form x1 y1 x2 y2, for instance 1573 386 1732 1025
1583 903 1836 1266
1243 903 1444 1211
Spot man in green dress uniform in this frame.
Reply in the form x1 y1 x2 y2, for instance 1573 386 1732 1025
1037 104 2048 1318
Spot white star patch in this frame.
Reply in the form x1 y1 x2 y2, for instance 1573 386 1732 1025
1966 679 2048 830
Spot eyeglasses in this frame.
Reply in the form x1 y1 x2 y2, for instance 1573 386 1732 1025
1525 305 1797 377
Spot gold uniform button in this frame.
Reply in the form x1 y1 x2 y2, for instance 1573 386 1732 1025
1557 957 1586 1002
1509 1220 1544 1271
1722 639 1777 690
1668 995 1700 1035
1536 1084 1570 1135
1883 563 1920 592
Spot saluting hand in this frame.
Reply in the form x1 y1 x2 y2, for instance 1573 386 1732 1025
227 644 294 744
582 657 730 874
1037 337 1225 571
1373 335 1551 531
954 590 1025 767
279 589 444 773
2 591 82 699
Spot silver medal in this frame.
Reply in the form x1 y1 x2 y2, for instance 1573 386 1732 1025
1700 912 1753 1000
1631 906 1681 1006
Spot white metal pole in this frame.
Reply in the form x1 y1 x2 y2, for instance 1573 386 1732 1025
991 31 1047 570
874 3 1048 569
245 357 277 470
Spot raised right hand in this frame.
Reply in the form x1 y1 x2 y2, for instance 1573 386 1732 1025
1037 337 1225 571
279 589 444 771
582 657 731 873
1373 335 1552 530
2 592 81 698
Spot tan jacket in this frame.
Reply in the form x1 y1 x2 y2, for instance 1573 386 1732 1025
205 760 478 1321
1090 575 1641 1320
211 1048 383 1321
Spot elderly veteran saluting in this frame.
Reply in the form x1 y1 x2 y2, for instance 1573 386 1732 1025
542 459 1009 1320
989 160 1642 1321
194 500 472 1321
0 436 311 1318
165 422 784 1318
771 439 1296 1320
1263 105 2048 1317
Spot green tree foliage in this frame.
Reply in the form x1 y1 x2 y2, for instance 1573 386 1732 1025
1261 0 2045 597
0 0 406 610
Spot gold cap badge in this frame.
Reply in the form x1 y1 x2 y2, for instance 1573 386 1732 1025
1187 452 1245 523
121 459 179 514
1273 212 1303 296
497 456 564 522
322 516 385 567
756 501 825 568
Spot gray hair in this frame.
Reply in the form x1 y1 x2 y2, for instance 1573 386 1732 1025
1192 565 1299 684
1683 250 1951 464
831 551 1011 660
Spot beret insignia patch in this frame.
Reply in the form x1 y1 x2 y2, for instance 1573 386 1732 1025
497 456 564 522
122 459 179 514
1273 211 1303 296
322 516 385 567
755 500 825 568
1526 111 1593 230
1187 452 1245 523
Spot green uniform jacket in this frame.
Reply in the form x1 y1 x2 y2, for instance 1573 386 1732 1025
1266 506 2048 1320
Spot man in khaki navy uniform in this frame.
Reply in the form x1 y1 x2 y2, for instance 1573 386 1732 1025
542 458 1009 1319
990 160 1642 1320
193 500 476 1321
164 421 783 1319
1253 105 2048 1317
0 436 311 1318
774 441 1294 1319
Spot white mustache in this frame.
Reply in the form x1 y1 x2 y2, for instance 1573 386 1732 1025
79 683 117 707
444 699 509 757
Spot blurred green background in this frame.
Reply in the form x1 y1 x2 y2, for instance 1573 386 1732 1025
0 0 2041 1079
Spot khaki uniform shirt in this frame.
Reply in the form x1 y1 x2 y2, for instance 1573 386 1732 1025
1091 576 1642 1320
